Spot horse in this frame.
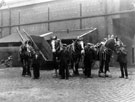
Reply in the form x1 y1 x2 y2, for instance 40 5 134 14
67 38 85 75
19 40 35 77
97 37 120 77
50 37 63 77
50 37 71 79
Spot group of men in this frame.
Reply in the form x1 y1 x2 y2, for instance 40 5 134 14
51 35 128 79
19 35 128 80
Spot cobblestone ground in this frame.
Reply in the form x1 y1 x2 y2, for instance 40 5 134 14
0 67 135 102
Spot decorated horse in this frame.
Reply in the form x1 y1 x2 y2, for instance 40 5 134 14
19 40 35 77
50 36 84 77
97 36 122 77
67 37 84 75
50 36 71 79
50 36 63 76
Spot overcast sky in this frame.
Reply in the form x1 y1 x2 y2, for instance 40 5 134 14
5 0 27 3
4 0 54 4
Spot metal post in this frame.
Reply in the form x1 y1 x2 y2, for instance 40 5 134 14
80 3 82 29
105 0 108 37
9 8 11 35
6 5 11 35
48 7 50 31
18 11 20 30
1 10 3 37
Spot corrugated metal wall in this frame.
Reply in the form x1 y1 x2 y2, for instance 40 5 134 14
2 0 135 65
0 0 120 40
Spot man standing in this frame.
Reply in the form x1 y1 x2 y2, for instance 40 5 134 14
32 51 41 79
59 44 69 79
117 46 128 79
84 43 95 78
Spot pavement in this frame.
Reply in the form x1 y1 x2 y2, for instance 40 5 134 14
0 67 134 102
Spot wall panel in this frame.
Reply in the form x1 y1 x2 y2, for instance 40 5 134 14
81 0 105 16
11 26 18 34
2 28 10 37
82 17 106 39
11 9 20 25
21 23 48 36
2 10 10 26
49 0 80 20
20 4 48 24
50 20 80 31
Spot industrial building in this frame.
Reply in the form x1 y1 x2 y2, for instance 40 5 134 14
0 0 134 65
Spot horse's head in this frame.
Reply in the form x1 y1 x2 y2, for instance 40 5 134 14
51 39 56 52
20 40 35 58
50 38 62 53
25 40 33 53
104 37 125 53
85 43 95 50
73 38 85 54
104 38 118 51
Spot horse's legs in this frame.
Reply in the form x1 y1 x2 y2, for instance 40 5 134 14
65 62 69 79
53 53 58 77
99 59 105 77
75 62 79 75
99 60 104 73
104 60 112 77
75 57 81 75
105 61 110 73
22 60 26 76
71 61 75 75
105 54 111 77
27 60 31 77
24 59 31 77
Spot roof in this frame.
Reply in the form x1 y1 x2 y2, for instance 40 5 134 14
0 28 97 44
44 28 97 40
0 33 29 43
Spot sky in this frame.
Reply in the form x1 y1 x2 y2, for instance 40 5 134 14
4 0 54 4
0 0 55 8
5 0 26 3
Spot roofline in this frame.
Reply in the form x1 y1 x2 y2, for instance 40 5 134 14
53 27 96 33
78 28 97 38
0 0 63 10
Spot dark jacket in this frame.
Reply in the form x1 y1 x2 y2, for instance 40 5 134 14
117 49 127 64
32 53 41 68
84 46 95 61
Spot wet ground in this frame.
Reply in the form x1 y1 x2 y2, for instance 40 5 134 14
0 67 135 102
